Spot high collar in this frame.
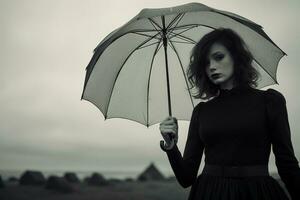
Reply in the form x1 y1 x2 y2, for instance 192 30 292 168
218 84 252 97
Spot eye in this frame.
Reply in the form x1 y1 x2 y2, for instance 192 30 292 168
214 54 224 61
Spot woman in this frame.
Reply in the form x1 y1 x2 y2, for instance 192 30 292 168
159 28 300 200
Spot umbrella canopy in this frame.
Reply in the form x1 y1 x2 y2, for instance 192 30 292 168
81 2 285 127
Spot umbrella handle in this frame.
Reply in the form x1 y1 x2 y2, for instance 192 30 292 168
160 133 175 151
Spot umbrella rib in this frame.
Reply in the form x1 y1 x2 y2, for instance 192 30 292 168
130 29 163 32
105 32 162 118
213 10 286 55
169 40 195 45
168 24 199 31
169 32 197 44
137 41 162 50
82 24 213 100
166 14 182 30
148 18 163 38
166 38 176 52
166 36 195 109
252 58 278 84
168 23 218 44
83 29 164 97
168 25 198 40
155 40 164 53
168 23 214 33
214 10 262 28
168 13 186 31
168 35 195 45
132 32 161 40
166 13 184 30
146 38 163 127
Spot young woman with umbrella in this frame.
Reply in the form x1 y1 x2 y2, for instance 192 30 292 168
160 28 300 200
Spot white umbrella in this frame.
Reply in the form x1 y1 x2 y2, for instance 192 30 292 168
81 2 285 127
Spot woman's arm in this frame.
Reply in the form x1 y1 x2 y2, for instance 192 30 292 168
265 89 300 200
161 102 204 188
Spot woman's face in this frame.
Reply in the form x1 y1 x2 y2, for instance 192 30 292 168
205 42 235 88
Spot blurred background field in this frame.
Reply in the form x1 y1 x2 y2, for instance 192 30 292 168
0 163 190 200
0 164 290 200
0 180 189 200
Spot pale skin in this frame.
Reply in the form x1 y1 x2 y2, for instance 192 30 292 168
160 42 236 150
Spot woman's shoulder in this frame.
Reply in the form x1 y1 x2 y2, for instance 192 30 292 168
263 88 286 103
253 88 286 105
194 101 206 110
193 87 286 105
191 101 207 116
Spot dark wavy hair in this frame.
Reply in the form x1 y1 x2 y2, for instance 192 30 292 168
186 28 259 100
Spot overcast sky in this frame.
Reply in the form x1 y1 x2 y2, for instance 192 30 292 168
1 0 300 176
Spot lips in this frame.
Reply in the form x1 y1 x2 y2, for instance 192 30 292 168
211 73 222 79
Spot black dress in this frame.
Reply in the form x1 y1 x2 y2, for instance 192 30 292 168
162 85 300 200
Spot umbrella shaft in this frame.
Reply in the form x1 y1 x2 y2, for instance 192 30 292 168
162 16 172 116
163 44 172 116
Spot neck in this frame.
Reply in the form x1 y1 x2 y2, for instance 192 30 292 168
219 77 235 90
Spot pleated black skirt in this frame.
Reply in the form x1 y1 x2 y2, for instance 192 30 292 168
188 174 291 200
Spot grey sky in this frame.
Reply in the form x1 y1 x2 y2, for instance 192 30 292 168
0 0 299 175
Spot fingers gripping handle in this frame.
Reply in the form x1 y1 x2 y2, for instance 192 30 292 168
160 133 175 151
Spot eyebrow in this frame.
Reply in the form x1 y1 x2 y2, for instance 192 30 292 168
210 51 223 57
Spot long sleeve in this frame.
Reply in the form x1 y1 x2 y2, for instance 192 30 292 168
265 89 300 200
161 102 205 188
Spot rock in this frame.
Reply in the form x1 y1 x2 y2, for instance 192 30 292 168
83 176 90 184
64 172 80 183
87 172 109 186
8 177 18 182
125 177 134 182
0 175 4 188
45 176 73 193
108 178 122 184
137 162 165 181
19 170 46 186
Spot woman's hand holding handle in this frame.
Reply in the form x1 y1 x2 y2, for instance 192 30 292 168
159 116 178 151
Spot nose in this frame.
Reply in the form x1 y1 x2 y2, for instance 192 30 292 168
208 66 216 72
207 61 217 73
